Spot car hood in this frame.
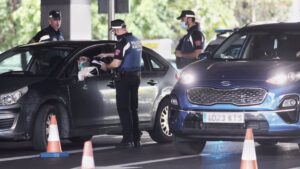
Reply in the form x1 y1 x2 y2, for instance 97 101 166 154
186 60 300 81
0 76 44 94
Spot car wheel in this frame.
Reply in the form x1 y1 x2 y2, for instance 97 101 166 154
258 141 278 146
174 136 206 155
149 98 172 143
32 104 59 151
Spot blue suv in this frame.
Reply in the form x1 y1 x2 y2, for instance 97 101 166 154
169 22 300 155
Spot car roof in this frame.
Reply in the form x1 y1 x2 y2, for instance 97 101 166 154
17 40 117 49
240 22 300 32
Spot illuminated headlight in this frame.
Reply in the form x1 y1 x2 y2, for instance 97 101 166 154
0 86 28 105
180 71 196 84
282 99 297 108
266 72 300 85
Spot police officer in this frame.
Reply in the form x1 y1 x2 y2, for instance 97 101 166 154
100 19 142 148
29 10 64 43
175 10 204 69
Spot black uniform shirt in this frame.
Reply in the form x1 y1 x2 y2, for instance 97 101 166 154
176 24 204 52
31 25 64 42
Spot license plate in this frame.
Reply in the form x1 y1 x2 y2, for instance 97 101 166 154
203 112 244 123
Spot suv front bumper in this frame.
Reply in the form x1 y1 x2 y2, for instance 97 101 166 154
169 108 300 142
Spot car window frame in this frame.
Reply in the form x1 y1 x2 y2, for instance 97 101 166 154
58 43 116 80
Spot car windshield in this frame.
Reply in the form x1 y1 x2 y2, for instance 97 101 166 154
213 30 300 61
0 47 74 75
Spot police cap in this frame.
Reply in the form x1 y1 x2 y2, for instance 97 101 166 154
49 10 61 20
177 10 195 20
110 19 126 30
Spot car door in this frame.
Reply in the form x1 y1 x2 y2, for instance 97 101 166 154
138 48 169 122
67 44 119 127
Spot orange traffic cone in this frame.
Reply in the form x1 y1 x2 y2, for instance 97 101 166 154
240 128 258 169
40 115 69 158
81 140 95 169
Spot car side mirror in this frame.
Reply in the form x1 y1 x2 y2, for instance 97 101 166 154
198 52 211 61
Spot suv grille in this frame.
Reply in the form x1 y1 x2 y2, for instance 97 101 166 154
187 87 267 106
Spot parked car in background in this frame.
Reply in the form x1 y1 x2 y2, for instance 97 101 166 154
204 28 237 53
169 22 300 155
0 41 177 150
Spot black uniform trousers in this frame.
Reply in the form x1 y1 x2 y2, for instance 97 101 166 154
115 72 141 143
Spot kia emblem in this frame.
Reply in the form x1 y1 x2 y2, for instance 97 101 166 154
221 81 231 87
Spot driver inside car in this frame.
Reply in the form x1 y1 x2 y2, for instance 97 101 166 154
77 55 100 81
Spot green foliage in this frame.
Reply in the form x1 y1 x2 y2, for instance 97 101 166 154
0 0 293 51
235 0 292 24
91 0 239 44
0 0 40 51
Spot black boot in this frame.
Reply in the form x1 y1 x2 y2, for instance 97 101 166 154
133 140 141 148
116 139 134 148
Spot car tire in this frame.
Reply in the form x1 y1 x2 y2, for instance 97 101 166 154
174 136 206 155
32 104 60 151
258 141 278 146
149 98 172 143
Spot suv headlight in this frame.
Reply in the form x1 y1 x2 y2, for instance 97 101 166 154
0 86 28 105
267 72 300 85
179 71 196 84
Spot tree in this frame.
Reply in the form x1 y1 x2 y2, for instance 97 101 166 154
0 0 40 51
234 0 292 25
0 0 293 51
91 0 239 45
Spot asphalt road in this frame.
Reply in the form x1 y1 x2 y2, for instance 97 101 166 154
1 133 300 169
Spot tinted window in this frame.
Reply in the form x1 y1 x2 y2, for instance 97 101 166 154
213 34 246 60
0 47 73 75
213 31 300 61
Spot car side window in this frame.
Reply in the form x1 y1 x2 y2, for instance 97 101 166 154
150 58 164 71
142 51 165 72
0 51 32 73
62 44 115 79
214 33 247 60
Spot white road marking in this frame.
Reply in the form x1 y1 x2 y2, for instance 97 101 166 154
72 154 209 169
0 146 115 162
0 141 157 162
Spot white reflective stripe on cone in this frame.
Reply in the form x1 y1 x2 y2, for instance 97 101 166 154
81 156 95 169
48 125 60 141
241 140 256 160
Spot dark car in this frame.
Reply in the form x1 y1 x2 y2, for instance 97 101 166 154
169 22 300 155
204 28 237 53
0 40 177 150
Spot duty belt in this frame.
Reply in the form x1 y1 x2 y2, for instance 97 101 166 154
119 71 141 76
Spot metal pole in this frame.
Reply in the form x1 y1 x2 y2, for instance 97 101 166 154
251 0 256 23
108 0 115 40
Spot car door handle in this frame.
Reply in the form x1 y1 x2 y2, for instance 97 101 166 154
107 81 115 88
147 80 157 86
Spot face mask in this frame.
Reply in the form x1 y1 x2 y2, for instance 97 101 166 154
78 61 90 71
180 22 188 29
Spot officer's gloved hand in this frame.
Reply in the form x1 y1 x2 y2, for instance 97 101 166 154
92 56 113 65
78 66 99 81
91 59 105 68
96 53 107 58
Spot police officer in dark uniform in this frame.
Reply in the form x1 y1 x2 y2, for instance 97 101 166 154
175 10 204 69
29 10 64 43
99 19 142 148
